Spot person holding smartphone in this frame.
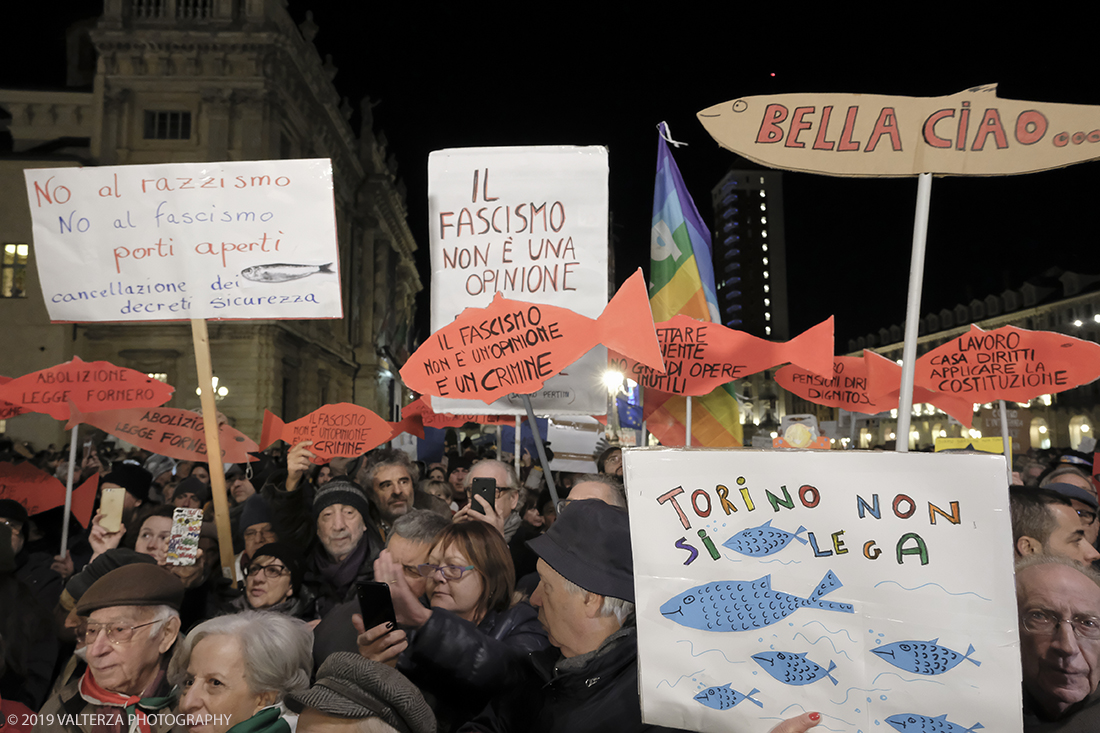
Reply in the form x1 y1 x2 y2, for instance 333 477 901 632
357 522 548 732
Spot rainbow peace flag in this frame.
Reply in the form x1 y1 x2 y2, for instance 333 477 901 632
646 124 742 447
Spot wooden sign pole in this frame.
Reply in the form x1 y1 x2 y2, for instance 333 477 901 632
190 318 237 583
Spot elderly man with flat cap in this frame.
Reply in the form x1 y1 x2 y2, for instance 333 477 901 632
459 500 821 733
36 563 184 733
289 652 436 733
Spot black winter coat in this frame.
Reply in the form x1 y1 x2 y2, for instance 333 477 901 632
459 624 692 733
400 601 550 732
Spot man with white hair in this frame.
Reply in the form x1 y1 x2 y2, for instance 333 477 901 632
36 563 184 732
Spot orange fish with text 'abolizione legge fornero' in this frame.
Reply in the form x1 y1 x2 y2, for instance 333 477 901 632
401 269 665 404
260 403 425 464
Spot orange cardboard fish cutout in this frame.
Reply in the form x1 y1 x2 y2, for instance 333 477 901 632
611 316 833 396
402 269 664 404
914 324 1100 405
0 462 98 525
0 377 28 421
0 357 174 421
777 350 976 426
260 403 424 463
65 403 257 464
402 396 516 429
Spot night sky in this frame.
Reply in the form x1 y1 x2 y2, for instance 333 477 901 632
5 6 1099 347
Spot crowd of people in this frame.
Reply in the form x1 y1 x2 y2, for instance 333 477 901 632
1 430 1097 732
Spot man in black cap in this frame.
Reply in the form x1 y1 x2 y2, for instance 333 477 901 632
264 440 386 618
460 500 821 733
36 563 184 732
289 652 435 733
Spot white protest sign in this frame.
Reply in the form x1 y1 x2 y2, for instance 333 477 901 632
626 448 1019 733
428 146 608 415
24 159 341 322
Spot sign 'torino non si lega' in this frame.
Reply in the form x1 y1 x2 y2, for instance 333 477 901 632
627 449 1019 733
428 146 609 416
24 159 341 322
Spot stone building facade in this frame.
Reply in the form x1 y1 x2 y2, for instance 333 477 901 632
0 0 420 447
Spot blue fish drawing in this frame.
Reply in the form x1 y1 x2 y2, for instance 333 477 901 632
723 520 808 557
660 571 854 631
886 713 984 733
753 651 838 686
872 639 981 675
693 684 763 710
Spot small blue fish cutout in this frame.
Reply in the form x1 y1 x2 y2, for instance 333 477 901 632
872 639 980 675
660 570 854 631
886 713 984 733
753 651 838 686
693 684 763 710
723 520 808 557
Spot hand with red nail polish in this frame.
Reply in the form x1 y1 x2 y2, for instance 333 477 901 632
768 711 822 733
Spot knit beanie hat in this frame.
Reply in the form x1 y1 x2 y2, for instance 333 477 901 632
312 479 371 524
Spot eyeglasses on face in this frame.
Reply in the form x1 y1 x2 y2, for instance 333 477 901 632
1021 608 1100 639
555 499 572 516
244 563 290 579
0 518 22 536
243 527 276 541
81 620 159 645
417 563 475 580
1076 508 1098 525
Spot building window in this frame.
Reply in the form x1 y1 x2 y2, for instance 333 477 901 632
143 111 192 140
1 244 28 298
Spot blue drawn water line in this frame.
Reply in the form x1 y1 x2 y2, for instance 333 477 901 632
656 668 706 690
872 580 991 602
871 672 946 687
761 558 803 565
831 686 889 705
792 632 854 660
675 640 744 665
802 620 857 643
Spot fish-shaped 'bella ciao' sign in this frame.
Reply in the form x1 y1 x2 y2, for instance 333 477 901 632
401 269 665 404
698 84 1100 177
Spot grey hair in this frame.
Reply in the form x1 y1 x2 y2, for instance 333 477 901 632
465 459 519 491
1015 553 1100 589
168 611 311 701
359 449 419 492
145 605 180 637
390 509 450 546
1040 464 1092 487
572 474 627 508
559 574 635 625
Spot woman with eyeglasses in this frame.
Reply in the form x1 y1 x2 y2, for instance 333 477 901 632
359 521 549 732
230 542 316 619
